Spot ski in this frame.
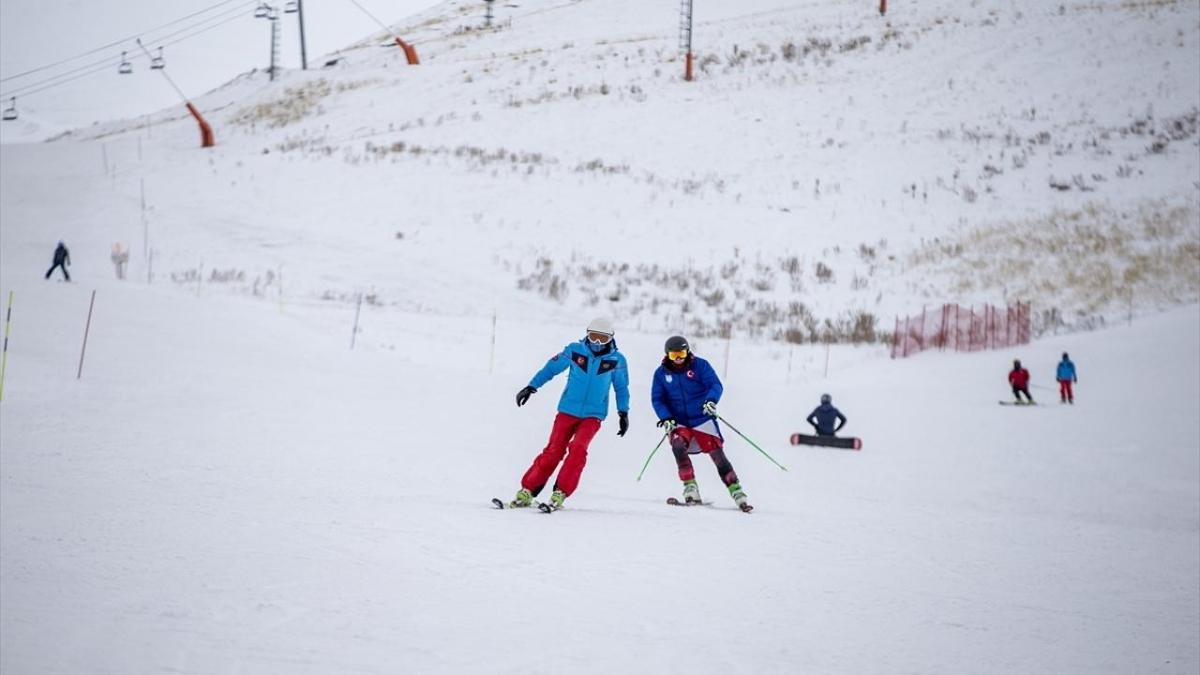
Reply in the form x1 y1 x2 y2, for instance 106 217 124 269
537 502 560 513
998 401 1038 406
667 497 752 512
491 497 508 509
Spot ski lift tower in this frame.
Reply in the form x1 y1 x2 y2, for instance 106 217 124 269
256 4 282 81
679 0 694 81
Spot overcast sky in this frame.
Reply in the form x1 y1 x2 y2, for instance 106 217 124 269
0 0 443 134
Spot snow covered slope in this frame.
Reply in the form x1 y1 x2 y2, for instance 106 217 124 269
0 257 1197 674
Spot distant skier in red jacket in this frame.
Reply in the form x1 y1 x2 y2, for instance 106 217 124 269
1008 359 1034 404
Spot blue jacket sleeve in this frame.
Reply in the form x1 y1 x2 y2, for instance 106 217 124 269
529 345 571 389
613 354 630 413
650 369 670 420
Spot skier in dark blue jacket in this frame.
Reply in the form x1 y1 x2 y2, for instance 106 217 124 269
651 335 750 511
806 393 847 436
44 241 71 281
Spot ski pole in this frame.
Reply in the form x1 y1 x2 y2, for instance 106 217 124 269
635 431 671 481
715 413 788 471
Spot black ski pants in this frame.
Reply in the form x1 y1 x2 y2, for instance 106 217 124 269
45 263 70 281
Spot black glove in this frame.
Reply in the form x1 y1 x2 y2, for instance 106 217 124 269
656 418 677 433
617 411 629 437
515 385 537 407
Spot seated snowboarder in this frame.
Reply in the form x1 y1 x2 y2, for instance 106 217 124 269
806 393 846 437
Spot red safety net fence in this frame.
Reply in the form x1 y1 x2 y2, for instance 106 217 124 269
891 302 1031 359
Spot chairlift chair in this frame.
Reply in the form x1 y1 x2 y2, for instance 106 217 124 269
118 51 133 74
2 97 16 122
150 46 165 70
254 3 270 18
284 1 298 13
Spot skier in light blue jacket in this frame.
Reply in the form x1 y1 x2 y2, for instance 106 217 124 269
506 318 630 510
1056 352 1077 404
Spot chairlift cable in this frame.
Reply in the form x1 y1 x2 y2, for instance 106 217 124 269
0 0 256 84
344 0 402 42
0 8 252 101
1 2 255 97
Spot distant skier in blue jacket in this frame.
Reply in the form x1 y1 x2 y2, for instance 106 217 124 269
651 335 750 511
507 318 630 510
1056 352 1077 404
806 393 847 436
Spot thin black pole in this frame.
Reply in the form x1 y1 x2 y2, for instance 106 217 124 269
297 0 308 69
77 290 96 380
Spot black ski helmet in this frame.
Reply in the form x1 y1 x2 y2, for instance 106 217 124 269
664 335 689 354
820 393 832 405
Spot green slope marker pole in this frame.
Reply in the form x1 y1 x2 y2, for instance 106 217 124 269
0 291 12 401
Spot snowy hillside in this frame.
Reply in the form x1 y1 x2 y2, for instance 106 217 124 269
2 0 1198 339
0 0 1198 673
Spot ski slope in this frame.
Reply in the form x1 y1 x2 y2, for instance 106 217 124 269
0 266 1197 674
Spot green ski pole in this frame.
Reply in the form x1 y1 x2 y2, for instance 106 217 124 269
636 431 671 481
715 413 788 471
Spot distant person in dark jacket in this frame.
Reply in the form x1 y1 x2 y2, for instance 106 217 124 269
1008 359 1033 404
45 241 71 281
807 393 846 436
1056 352 1077 404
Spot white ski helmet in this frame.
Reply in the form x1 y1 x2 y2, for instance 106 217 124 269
586 317 614 337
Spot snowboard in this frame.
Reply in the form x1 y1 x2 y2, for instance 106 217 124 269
789 433 862 450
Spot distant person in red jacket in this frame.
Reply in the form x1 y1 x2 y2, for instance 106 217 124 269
1008 359 1033 404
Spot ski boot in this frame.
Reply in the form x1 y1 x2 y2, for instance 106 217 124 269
728 482 753 513
682 479 702 505
509 488 534 509
539 488 567 512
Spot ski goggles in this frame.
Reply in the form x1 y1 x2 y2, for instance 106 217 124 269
587 331 613 345
667 349 689 360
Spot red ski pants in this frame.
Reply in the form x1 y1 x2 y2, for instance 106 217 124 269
521 412 601 497
1058 379 1074 402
